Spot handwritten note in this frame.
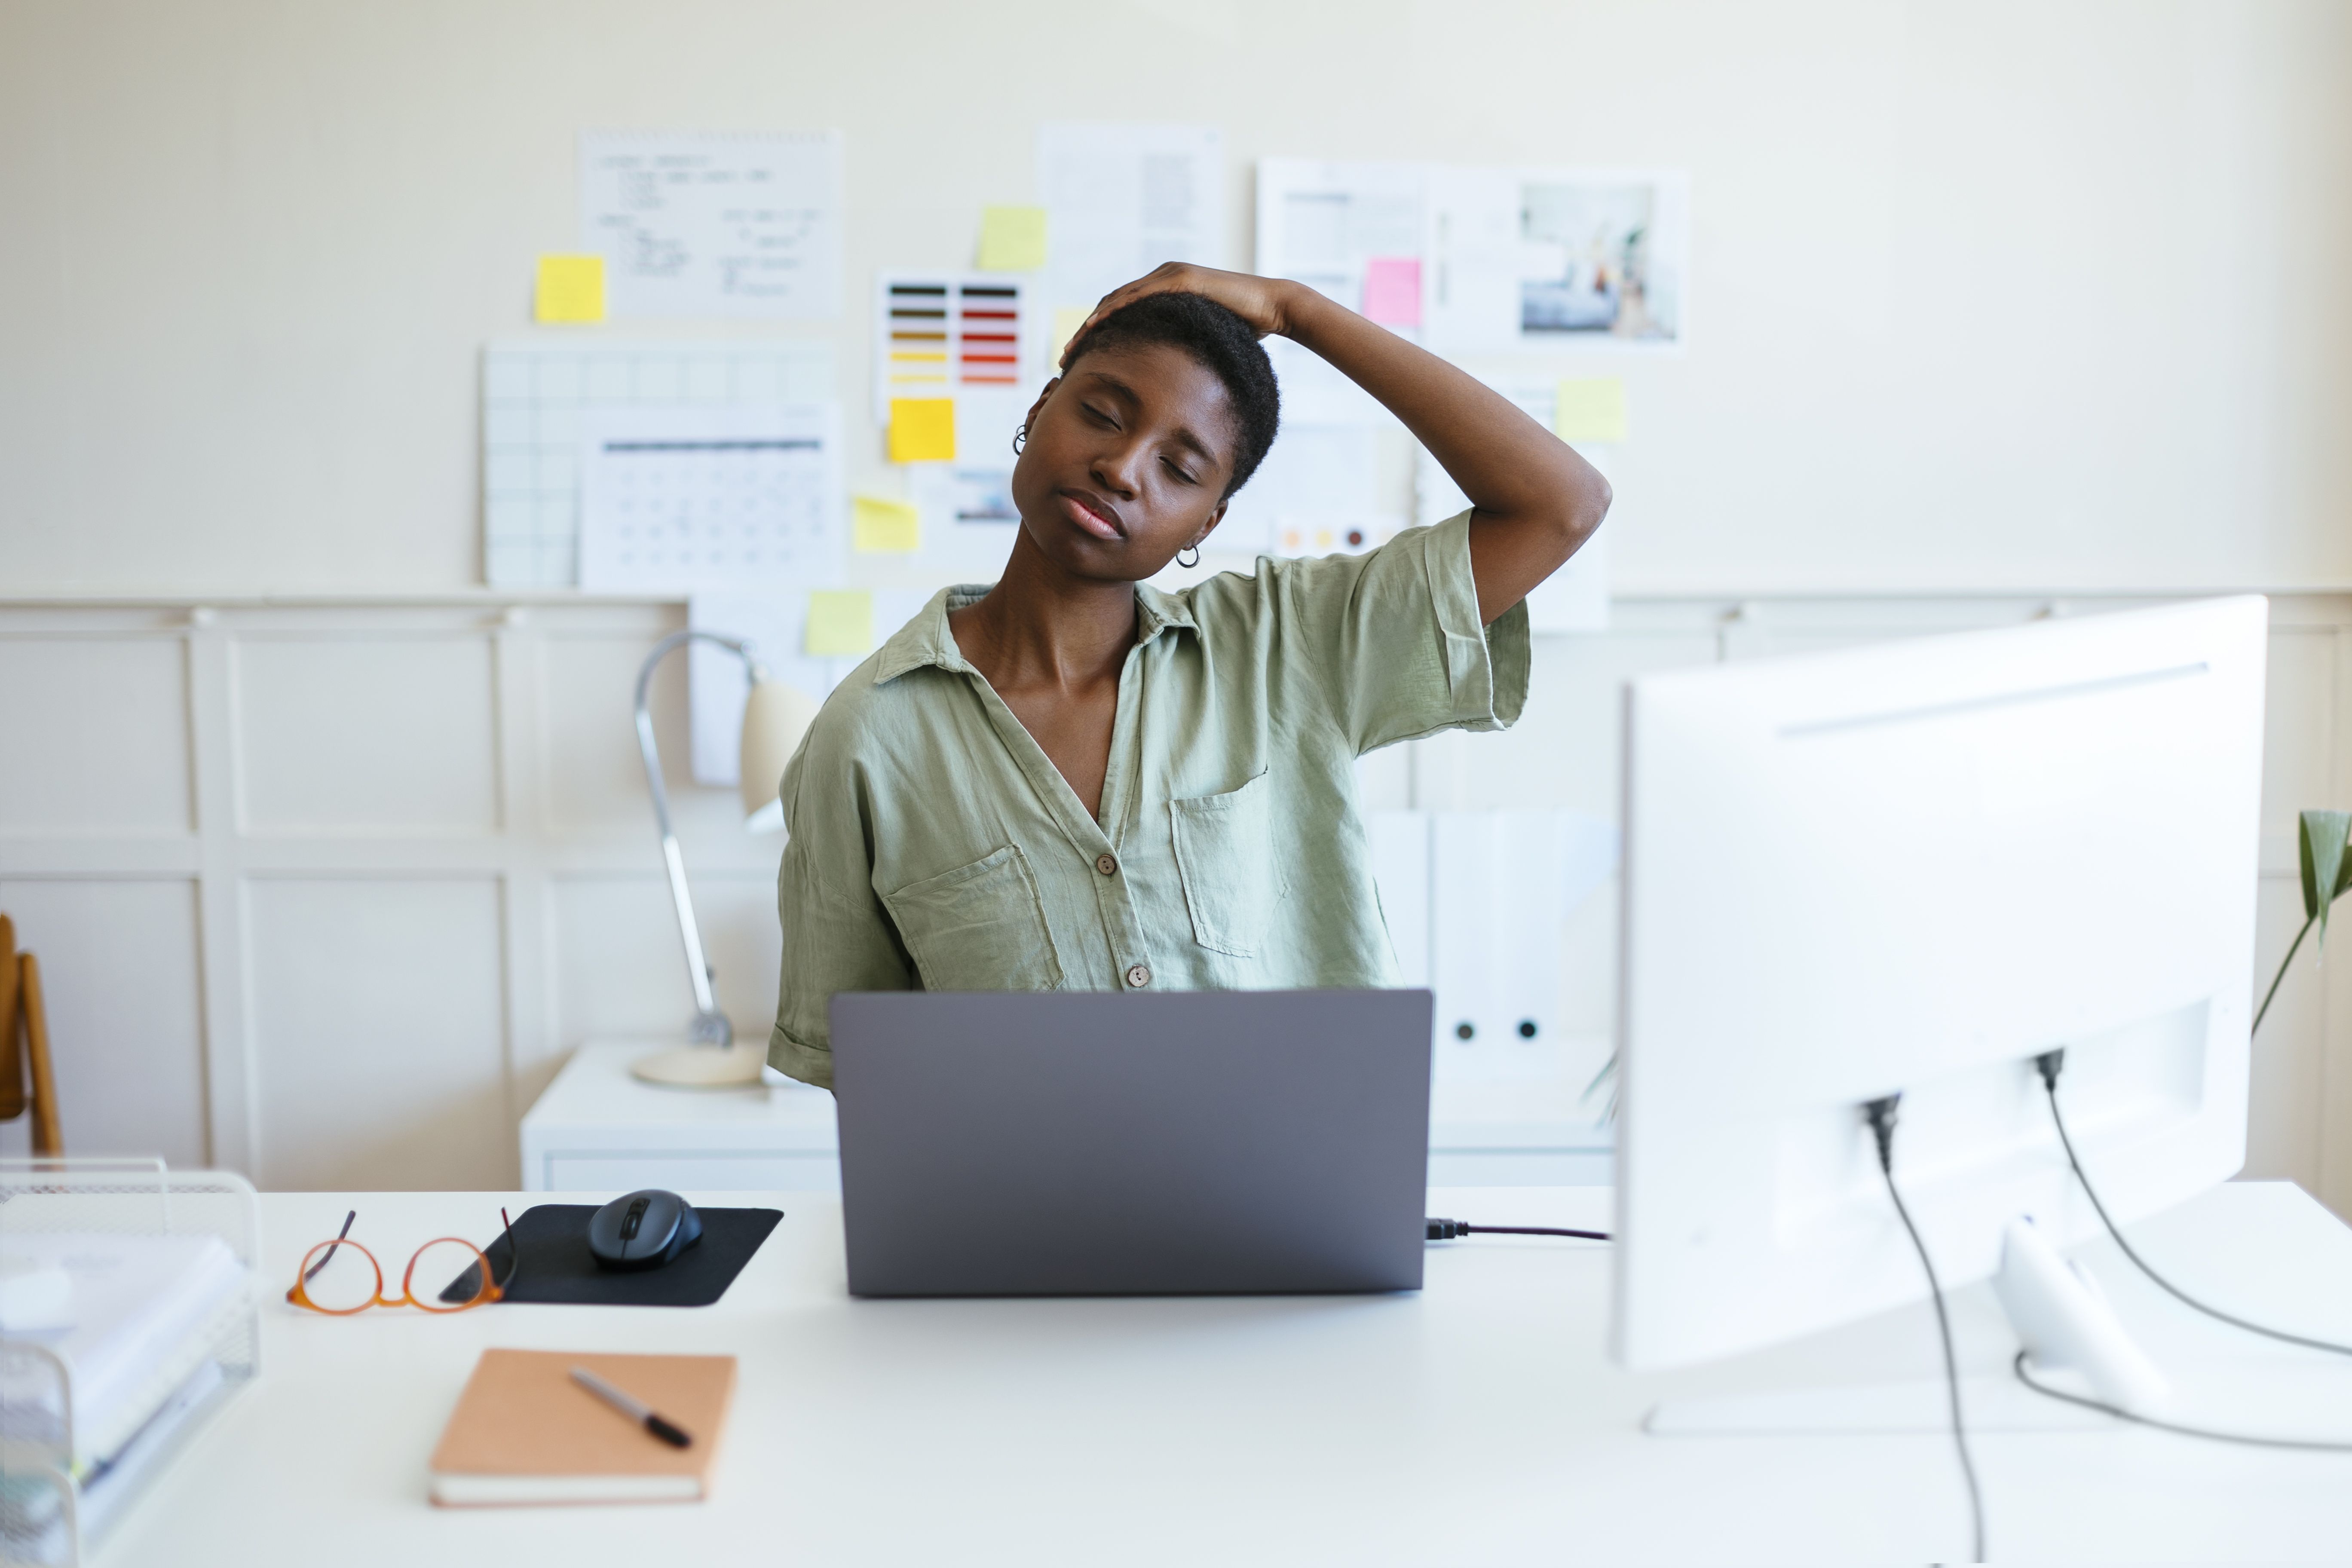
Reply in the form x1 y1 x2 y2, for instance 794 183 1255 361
1554 377 1629 444
978 206 1049 272
534 255 606 323
853 495 922 553
805 590 876 656
579 131 843 319
1361 257 1422 328
888 398 957 463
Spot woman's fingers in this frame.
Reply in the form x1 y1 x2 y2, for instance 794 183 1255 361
1059 272 1176 367
1058 264 1287 369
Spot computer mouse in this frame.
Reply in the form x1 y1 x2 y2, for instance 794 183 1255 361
586 1189 704 1272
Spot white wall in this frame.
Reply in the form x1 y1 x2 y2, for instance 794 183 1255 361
3 592 2350 1212
3 0 2349 594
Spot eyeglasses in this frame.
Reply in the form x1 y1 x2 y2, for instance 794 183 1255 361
286 1208 518 1315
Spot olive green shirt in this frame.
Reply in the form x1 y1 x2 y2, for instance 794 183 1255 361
766 510 1531 1089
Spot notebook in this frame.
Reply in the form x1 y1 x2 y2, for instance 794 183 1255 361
428 1349 737 1507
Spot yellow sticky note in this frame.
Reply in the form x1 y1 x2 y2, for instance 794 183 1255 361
805 590 875 657
1051 306 1090 364
1554 377 1628 444
888 398 956 463
534 254 606 324
978 205 1049 272
853 495 921 554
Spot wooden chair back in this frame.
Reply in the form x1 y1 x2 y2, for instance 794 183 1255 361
0 915 64 1155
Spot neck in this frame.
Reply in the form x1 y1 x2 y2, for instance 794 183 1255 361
951 529 1139 692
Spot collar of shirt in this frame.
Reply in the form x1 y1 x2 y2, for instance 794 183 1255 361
871 582 1199 686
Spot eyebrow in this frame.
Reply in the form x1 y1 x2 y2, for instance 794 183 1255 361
1081 371 1225 471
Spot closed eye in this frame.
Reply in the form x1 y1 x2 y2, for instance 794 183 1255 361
1161 456 1199 485
1080 403 1118 429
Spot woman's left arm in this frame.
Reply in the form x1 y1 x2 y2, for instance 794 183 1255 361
1070 265 1613 625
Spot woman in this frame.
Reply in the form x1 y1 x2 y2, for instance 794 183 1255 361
768 263 1610 1088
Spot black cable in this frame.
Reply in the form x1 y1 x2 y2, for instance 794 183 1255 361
2034 1048 2352 1358
2012 1351 2352 1451
1425 1218 1610 1241
1865 1094 1986 1566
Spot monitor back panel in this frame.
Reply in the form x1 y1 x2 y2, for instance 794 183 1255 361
831 989 1433 1297
1613 595 2268 1369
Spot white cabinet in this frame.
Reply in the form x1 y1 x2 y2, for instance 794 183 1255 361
519 1040 843 1193
1370 808 1621 1181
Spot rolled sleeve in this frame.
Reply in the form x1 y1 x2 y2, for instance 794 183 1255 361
1274 511 1530 754
768 746 914 1090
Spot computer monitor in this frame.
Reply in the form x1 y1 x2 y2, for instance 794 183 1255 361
1613 596 2267 1373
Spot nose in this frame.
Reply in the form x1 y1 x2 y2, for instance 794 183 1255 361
1090 435 1146 499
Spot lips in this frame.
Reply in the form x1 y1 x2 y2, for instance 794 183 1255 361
1057 487 1125 542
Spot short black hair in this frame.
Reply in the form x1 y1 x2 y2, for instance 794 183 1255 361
1067 292 1280 499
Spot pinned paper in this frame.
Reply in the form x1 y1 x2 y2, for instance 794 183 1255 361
578 132 843 319
1554 377 1629 444
853 495 921 553
1361 257 1422 328
1051 306 1090 365
877 276 1027 411
978 206 1049 272
805 590 875 656
534 254 606 323
888 398 957 463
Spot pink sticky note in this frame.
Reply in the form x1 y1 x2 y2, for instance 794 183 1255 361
1361 257 1422 328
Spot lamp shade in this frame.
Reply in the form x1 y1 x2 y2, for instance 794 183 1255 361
738 675 818 832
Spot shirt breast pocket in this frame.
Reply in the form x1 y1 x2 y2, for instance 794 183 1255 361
882 845 1065 992
1170 771 1286 959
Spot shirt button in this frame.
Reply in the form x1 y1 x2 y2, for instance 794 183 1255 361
1125 963 1152 989
1096 853 1118 876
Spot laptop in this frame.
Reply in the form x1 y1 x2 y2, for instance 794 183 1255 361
830 989 1434 1297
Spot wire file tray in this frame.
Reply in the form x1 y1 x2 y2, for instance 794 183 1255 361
1 1158 261 1568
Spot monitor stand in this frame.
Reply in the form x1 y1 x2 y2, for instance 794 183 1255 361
1645 1215 2166 1436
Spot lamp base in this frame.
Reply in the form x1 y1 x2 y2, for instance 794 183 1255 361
628 1041 772 1089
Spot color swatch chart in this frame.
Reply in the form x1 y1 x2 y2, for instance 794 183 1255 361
875 274 1028 416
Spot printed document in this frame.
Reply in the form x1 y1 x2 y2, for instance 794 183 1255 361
1037 123 1223 345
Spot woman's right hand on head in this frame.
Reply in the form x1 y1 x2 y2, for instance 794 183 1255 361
1061 264 1299 368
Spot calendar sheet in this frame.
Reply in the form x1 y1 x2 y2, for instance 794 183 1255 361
576 403 843 593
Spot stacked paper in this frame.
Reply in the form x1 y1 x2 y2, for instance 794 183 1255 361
0 1233 249 1474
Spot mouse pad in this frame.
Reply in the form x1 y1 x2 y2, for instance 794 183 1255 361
440 1204 783 1308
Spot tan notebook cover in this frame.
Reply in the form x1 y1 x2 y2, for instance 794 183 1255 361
428 1348 737 1507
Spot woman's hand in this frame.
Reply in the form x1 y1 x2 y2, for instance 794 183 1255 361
1060 263 1298 369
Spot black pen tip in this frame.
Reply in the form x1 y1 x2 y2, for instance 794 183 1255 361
647 1415 692 1448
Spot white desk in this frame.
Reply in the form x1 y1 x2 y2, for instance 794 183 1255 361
93 1182 2352 1565
521 1040 1615 1194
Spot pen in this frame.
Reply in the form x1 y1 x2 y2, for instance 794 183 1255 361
570 1365 693 1448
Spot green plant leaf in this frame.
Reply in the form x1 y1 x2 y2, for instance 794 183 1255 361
2298 810 2352 940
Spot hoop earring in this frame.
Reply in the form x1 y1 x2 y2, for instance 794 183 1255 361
1177 545 1201 570
1011 423 1028 455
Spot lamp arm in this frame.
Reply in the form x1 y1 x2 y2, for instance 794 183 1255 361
634 630 763 1048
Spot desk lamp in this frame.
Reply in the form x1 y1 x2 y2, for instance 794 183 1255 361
627 630 818 1089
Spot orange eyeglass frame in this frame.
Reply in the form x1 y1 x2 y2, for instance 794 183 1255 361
285 1208 516 1315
